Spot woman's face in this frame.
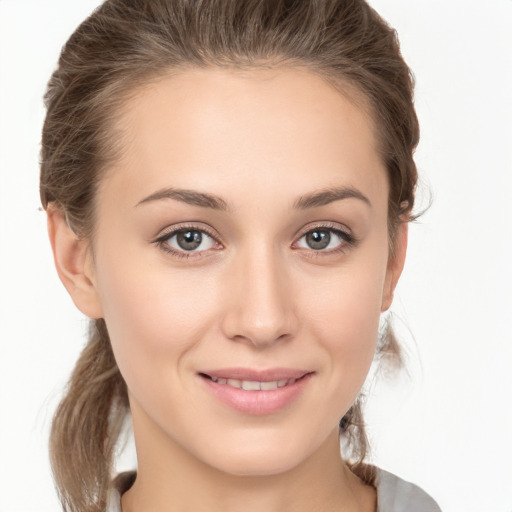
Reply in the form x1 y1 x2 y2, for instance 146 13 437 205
81 67 404 476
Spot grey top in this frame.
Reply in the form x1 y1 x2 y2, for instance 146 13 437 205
107 467 442 512
374 468 442 512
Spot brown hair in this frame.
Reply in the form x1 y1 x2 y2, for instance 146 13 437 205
40 1 419 510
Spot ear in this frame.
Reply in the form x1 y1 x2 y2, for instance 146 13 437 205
381 221 408 312
47 206 104 319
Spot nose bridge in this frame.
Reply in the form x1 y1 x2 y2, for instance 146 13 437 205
222 241 295 346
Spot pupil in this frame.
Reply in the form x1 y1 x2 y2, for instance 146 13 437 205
177 230 202 250
307 230 330 250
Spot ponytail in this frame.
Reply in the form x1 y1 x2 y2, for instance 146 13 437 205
340 317 404 485
49 319 128 512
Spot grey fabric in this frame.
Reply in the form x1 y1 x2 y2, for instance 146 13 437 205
107 468 442 512
374 468 442 512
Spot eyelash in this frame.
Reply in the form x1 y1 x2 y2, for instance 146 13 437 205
153 222 357 260
293 222 357 259
153 223 221 260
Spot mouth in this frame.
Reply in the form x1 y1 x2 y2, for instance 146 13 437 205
198 368 314 415
199 373 308 391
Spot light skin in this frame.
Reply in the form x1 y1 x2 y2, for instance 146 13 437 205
48 67 407 512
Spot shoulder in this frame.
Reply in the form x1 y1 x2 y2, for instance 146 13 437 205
107 468 442 512
374 467 442 512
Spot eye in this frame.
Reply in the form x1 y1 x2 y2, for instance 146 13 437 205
155 226 219 257
295 226 354 252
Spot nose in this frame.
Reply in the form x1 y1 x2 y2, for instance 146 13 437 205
220 245 298 348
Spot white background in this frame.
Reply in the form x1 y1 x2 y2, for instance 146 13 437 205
0 1 511 511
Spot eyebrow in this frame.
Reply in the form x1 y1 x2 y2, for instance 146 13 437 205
136 188 229 211
293 186 371 209
136 185 371 210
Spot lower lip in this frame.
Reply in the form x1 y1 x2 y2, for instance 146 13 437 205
200 373 313 416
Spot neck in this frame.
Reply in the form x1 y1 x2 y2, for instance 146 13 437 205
121 408 376 512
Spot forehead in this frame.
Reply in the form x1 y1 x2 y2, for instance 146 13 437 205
102 66 388 213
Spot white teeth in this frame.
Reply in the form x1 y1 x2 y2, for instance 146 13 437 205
260 381 278 390
227 379 242 388
210 376 298 390
242 380 261 391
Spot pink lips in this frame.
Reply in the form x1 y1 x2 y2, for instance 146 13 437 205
199 367 313 416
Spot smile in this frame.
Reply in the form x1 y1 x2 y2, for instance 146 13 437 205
199 369 313 415
207 376 299 391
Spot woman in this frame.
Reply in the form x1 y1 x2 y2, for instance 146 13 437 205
40 1 442 511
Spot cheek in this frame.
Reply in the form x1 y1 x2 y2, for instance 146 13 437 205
302 255 387 395
92 246 220 389
323 283 381 360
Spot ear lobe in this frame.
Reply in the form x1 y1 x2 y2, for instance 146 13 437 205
47 206 104 319
381 222 408 312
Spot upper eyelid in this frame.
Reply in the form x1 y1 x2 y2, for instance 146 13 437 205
155 221 349 237
293 221 352 240
154 223 221 243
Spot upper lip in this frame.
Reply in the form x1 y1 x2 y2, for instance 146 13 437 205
200 368 312 381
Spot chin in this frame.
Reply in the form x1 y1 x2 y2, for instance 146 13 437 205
196 427 321 478
210 452 302 478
